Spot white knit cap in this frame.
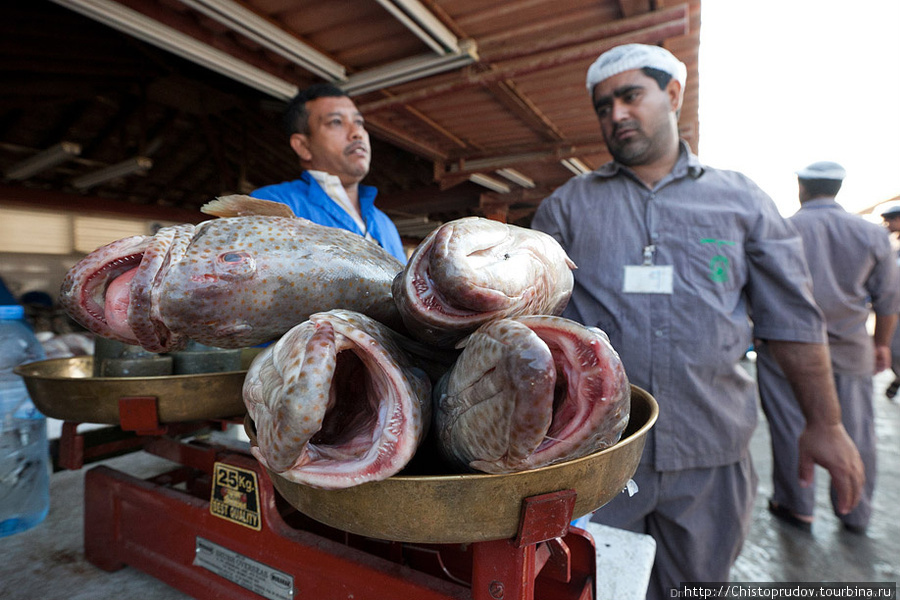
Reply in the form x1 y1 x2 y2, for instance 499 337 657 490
586 43 687 93
796 161 846 181
877 200 900 218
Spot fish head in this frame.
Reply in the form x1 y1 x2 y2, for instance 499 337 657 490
59 217 277 353
395 217 576 346
435 316 629 474
244 310 432 488
59 228 190 352
153 216 301 348
434 319 557 470
429 218 575 313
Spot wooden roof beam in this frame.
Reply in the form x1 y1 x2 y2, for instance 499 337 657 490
364 116 450 162
377 183 481 214
483 77 565 143
438 140 609 183
478 4 688 62
616 0 653 19
358 17 690 114
0 184 206 223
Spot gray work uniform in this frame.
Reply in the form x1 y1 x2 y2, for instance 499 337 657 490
532 142 826 599
757 197 900 529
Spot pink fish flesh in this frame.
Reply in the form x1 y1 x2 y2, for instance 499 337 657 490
59 196 404 352
244 310 432 489
392 217 576 347
433 315 629 474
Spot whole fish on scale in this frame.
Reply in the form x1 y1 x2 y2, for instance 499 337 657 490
244 309 432 489
59 196 404 353
433 315 630 474
392 217 577 347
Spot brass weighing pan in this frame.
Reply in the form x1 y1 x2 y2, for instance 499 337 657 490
15 353 259 424
246 385 657 544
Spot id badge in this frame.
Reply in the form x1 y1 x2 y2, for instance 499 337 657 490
623 265 674 294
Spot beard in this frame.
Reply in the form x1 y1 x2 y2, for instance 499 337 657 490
604 117 674 167
606 133 652 166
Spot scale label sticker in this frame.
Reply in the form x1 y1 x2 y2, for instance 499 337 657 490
210 462 262 531
194 537 294 600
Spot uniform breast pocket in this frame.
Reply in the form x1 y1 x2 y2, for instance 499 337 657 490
678 227 747 293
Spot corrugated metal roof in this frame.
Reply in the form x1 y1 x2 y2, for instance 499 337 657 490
0 0 702 235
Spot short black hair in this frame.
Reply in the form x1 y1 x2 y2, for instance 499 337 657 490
283 83 349 137
799 178 843 198
641 67 672 90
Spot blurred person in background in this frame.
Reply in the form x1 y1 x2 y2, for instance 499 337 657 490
758 162 900 535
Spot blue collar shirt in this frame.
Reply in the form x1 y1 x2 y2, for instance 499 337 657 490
250 171 406 263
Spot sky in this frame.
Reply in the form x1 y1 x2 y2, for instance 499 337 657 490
697 0 900 217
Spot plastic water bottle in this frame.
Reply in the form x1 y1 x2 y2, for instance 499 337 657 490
0 303 50 537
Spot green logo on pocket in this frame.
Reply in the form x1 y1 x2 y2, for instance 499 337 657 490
700 238 736 283
709 255 729 282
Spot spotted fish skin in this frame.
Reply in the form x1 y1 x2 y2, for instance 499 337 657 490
244 310 432 489
59 196 404 353
392 217 576 347
433 315 629 474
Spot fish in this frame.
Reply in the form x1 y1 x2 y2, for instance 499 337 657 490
243 309 432 489
432 315 630 474
59 195 404 353
392 216 576 347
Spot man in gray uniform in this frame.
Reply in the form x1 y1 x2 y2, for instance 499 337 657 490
531 44 864 598
758 162 900 535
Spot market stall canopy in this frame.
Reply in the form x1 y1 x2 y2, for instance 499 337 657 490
0 0 700 236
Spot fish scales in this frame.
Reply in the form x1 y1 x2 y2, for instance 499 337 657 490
59 195 404 352
244 309 432 489
392 217 577 347
433 315 630 474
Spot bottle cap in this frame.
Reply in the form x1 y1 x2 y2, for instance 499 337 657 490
0 305 25 320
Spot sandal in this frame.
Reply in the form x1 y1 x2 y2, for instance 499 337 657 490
767 499 812 533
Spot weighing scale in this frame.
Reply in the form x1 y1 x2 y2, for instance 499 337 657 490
17 356 657 600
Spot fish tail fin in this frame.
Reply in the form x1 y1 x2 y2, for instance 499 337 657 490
201 194 297 218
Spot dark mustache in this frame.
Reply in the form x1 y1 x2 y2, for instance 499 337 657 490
345 141 368 155
612 121 640 136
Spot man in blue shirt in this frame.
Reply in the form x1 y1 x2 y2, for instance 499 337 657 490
251 83 406 263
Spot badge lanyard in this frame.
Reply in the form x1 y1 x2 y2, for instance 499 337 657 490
623 191 673 294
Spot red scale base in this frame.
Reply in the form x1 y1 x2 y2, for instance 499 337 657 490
63 401 597 600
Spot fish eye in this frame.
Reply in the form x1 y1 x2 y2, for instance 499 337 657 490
215 251 256 280
221 252 249 263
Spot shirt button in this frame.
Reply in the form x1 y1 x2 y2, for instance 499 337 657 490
654 329 663 337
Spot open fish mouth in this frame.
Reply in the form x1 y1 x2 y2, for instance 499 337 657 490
60 235 151 343
59 225 192 352
301 343 402 470
244 310 431 489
